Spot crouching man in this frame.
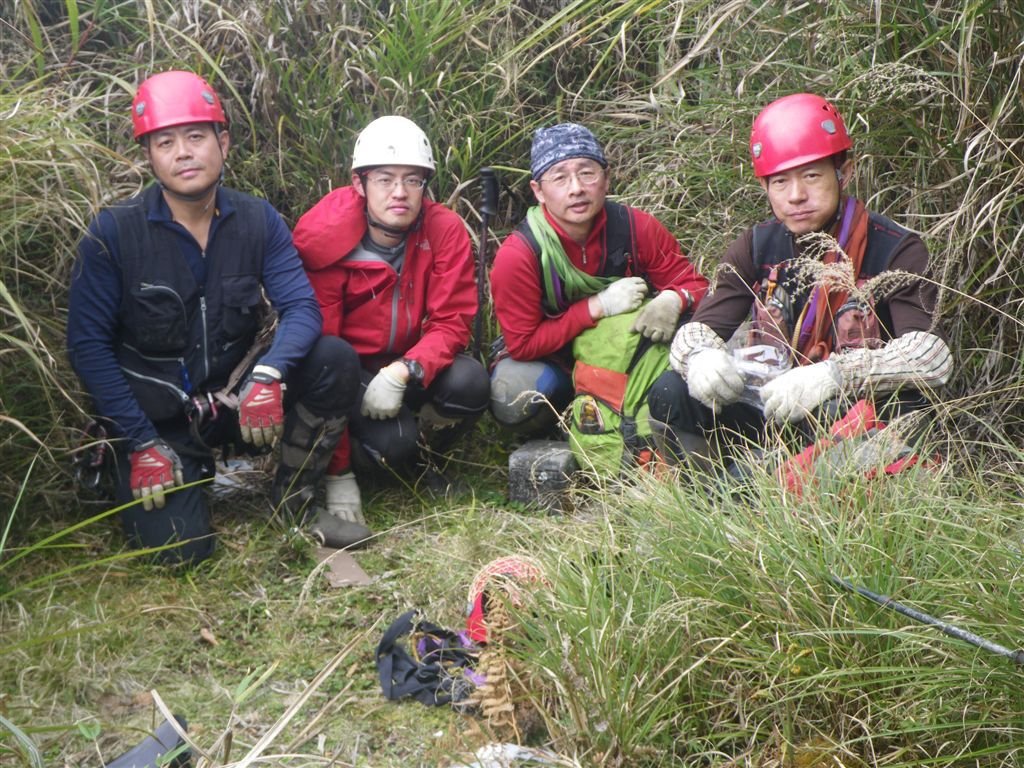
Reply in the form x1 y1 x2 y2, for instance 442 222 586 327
67 71 360 564
293 116 490 547
649 93 952 472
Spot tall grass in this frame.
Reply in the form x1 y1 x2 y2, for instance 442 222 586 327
513 464 1024 764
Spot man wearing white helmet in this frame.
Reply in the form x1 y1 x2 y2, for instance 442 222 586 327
294 116 489 547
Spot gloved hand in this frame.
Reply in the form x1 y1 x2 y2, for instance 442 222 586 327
129 438 184 511
361 363 407 420
238 366 284 448
686 347 745 413
596 276 648 318
761 360 842 423
631 290 683 343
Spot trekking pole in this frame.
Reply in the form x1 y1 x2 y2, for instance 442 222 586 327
472 167 500 361
831 574 1024 665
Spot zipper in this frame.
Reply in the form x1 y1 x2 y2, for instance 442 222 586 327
121 367 190 405
386 288 400 352
199 295 210 381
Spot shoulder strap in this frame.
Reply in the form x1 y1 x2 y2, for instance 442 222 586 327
751 218 791 272
513 217 541 257
862 211 911 277
602 201 635 277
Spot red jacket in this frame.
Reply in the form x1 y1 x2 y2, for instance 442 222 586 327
490 205 708 361
294 186 476 386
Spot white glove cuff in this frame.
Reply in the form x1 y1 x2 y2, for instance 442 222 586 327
379 369 406 388
252 364 282 381
655 289 683 312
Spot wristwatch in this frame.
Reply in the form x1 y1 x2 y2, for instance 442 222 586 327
400 357 424 384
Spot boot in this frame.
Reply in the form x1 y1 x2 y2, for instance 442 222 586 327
310 472 373 548
271 403 346 519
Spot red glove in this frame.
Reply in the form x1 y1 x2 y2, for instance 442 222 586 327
238 369 284 448
129 439 184 511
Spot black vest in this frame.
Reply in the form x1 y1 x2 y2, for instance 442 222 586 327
751 210 912 339
110 185 266 422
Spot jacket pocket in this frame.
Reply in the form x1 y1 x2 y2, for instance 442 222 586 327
128 282 192 354
221 274 263 344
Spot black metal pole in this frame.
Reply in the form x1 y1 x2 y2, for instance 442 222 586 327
473 167 499 360
832 574 1024 665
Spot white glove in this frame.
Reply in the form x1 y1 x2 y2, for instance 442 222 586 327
361 368 406 420
596 277 648 318
686 348 745 413
631 290 682 343
761 360 842 423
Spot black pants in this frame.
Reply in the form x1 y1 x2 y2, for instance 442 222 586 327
349 353 490 472
647 369 934 463
113 335 360 566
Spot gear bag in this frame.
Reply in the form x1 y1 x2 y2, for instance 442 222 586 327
568 304 670 476
376 610 481 707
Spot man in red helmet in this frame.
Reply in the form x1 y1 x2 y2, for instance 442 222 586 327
67 71 360 564
648 93 952 468
292 116 490 548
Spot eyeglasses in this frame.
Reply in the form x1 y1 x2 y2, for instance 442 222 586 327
539 168 604 189
365 174 428 191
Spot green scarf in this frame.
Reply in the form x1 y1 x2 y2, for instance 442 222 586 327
527 206 615 315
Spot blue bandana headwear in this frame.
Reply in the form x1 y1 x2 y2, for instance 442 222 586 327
530 123 607 180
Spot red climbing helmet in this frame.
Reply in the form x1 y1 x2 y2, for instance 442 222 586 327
466 555 549 644
749 93 851 178
131 71 228 140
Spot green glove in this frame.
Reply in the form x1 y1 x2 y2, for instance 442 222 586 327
631 290 683 343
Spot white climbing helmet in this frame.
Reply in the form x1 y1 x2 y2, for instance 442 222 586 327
352 115 435 173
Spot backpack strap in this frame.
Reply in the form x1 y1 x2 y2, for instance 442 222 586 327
602 201 635 277
751 211 909 279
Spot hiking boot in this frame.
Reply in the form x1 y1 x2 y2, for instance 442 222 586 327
271 404 346 520
310 472 372 549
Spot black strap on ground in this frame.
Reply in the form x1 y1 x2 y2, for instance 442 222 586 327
107 714 190 768
376 609 479 706
832 574 1024 665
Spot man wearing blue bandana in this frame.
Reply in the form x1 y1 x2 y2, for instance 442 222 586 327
489 122 708 435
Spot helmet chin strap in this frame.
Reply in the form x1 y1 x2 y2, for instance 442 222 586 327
364 206 425 240
366 212 410 238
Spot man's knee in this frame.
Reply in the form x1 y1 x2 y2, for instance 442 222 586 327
489 358 570 430
293 335 361 416
647 370 690 425
432 355 491 416
121 493 215 565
